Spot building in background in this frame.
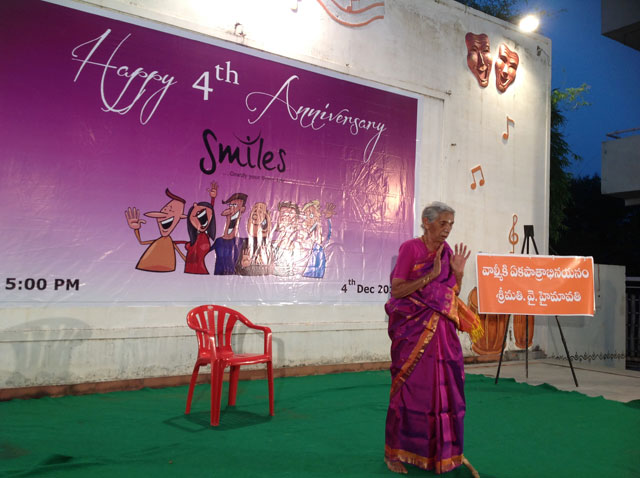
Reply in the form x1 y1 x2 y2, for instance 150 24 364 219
601 0 640 206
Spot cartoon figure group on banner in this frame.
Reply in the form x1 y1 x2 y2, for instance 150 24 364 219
124 182 335 278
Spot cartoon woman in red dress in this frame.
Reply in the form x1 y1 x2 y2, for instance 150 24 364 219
184 182 217 274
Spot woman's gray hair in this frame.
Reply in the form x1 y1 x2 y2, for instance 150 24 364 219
421 201 455 222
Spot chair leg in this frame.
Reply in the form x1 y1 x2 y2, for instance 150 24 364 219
211 361 225 426
267 361 274 416
185 364 200 414
228 366 240 406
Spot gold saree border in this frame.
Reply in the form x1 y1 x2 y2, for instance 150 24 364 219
388 283 460 399
389 310 439 398
442 287 460 328
385 445 464 474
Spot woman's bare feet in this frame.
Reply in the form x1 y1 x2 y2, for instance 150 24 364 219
384 457 408 474
462 457 480 478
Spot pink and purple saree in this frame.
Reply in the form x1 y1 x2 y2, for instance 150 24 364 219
384 238 478 474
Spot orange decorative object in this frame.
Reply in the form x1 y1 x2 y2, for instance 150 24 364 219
316 0 385 27
470 164 485 189
185 304 274 426
513 314 534 349
465 33 492 87
476 254 595 316
468 287 510 355
502 116 515 140
508 214 519 253
495 43 519 92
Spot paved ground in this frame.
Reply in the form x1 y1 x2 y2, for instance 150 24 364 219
466 359 640 403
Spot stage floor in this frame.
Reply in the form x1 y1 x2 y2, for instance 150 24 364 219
2 364 638 477
466 359 640 403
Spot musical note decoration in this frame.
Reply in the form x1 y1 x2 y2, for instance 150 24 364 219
502 116 515 140
470 165 485 190
508 213 519 253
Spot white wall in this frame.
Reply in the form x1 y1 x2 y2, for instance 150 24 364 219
1 305 390 387
1 0 558 388
1 265 626 387
536 264 627 370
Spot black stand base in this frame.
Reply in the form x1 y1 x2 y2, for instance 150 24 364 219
495 315 579 387
494 225 578 387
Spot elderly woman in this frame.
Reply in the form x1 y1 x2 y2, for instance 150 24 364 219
384 201 481 477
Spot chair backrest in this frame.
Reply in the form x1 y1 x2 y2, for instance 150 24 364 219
186 305 254 356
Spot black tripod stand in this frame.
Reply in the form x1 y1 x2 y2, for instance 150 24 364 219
495 225 579 387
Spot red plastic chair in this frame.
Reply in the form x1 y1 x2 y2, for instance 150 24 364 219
185 304 274 426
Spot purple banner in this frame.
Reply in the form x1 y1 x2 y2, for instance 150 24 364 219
0 0 418 305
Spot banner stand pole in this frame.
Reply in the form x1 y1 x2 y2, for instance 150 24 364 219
494 225 579 387
520 225 537 378
494 315 511 384
555 315 580 387
526 309 529 378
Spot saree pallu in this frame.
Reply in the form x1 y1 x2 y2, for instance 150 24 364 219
384 245 466 474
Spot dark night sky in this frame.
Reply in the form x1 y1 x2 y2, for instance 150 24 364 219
529 0 640 177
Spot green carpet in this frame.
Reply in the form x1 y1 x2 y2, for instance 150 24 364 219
1 371 638 477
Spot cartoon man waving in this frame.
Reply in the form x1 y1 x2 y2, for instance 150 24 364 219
125 188 187 272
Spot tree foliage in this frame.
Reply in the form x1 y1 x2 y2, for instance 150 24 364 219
454 0 522 22
554 175 640 275
549 85 590 246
